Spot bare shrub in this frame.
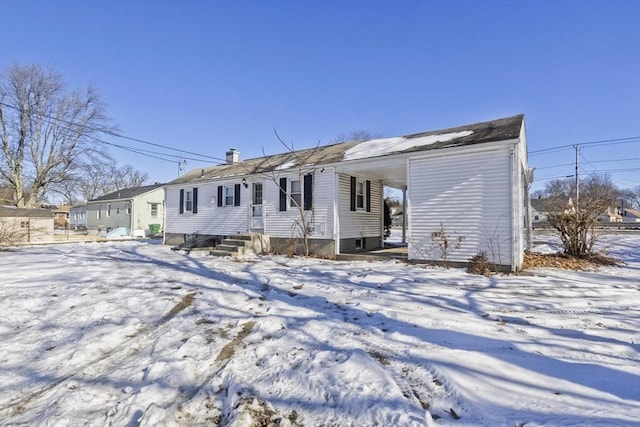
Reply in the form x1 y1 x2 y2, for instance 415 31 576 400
467 251 493 276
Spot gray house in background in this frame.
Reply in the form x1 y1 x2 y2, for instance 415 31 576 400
86 184 164 237
164 115 532 271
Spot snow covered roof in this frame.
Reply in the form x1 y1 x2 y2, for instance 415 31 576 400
170 114 524 185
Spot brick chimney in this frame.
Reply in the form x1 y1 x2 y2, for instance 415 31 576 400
226 148 240 165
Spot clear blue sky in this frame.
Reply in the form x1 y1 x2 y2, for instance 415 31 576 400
1 0 639 193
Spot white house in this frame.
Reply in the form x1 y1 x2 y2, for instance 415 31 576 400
621 207 640 223
164 115 532 271
87 184 164 237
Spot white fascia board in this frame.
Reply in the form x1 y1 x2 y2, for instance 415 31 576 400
407 138 521 162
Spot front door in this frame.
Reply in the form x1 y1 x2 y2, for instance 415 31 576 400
251 182 263 231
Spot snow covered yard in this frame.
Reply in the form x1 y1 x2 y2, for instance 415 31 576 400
0 234 638 426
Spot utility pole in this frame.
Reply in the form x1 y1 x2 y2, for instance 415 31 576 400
177 158 187 176
574 144 579 211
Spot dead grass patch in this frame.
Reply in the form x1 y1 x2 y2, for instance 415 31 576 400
522 251 620 271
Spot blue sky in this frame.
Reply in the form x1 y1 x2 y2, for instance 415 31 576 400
1 0 639 193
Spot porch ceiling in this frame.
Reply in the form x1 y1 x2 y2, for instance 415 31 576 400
334 157 407 189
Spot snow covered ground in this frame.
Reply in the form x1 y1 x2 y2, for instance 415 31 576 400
0 233 638 426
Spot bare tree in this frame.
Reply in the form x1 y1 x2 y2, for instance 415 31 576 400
546 174 618 257
0 181 13 204
0 219 28 247
328 130 376 144
109 163 149 191
0 63 113 208
618 186 640 210
250 131 324 257
45 151 148 204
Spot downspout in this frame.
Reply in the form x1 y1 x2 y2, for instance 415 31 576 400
510 145 519 272
333 171 340 256
162 187 167 245
525 171 533 251
402 186 407 244
130 198 134 236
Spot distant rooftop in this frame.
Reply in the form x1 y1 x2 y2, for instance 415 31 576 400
88 184 164 202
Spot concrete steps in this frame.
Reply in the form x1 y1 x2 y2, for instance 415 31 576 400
210 233 270 257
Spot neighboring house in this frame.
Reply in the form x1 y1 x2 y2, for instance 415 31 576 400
621 207 640 223
0 206 54 245
530 198 557 228
86 184 164 237
164 114 532 271
598 207 622 223
51 205 71 229
69 205 88 230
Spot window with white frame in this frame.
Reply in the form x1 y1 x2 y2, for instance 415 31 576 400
106 204 111 217
97 204 102 219
185 190 193 211
224 186 234 206
356 180 365 210
290 179 301 207
125 202 131 215
151 203 158 217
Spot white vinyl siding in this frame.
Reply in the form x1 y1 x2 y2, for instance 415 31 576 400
264 170 334 239
408 146 513 266
132 188 165 234
166 173 334 238
338 174 382 239
165 180 248 236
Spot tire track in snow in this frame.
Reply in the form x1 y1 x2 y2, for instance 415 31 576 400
0 291 198 420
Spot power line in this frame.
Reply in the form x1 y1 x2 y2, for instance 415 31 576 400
530 136 640 155
533 157 640 171
0 101 226 163
536 167 640 182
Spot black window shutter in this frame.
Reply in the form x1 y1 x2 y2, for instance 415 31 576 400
350 176 356 211
192 187 198 214
217 186 223 207
366 180 371 212
179 189 185 214
279 177 287 212
303 174 313 211
234 183 241 206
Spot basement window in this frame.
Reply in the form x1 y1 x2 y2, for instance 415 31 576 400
355 238 363 250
